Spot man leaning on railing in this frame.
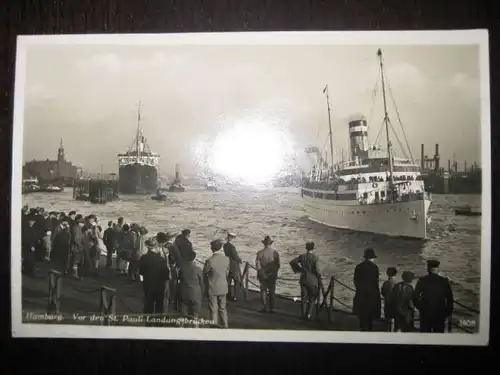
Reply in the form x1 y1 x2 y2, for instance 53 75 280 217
289 241 321 321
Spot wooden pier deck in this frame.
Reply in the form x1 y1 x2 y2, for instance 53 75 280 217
21 258 479 332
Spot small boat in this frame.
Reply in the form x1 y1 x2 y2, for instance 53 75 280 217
168 182 186 192
151 188 168 201
455 205 481 217
42 185 64 193
205 181 219 192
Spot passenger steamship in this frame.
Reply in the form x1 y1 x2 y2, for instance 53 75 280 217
118 102 160 195
301 49 431 240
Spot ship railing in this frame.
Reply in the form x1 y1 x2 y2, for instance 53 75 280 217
195 259 479 333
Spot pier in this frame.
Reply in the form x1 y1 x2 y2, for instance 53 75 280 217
21 257 479 333
73 179 119 204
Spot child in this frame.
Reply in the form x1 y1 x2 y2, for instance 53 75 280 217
381 267 398 330
392 271 416 332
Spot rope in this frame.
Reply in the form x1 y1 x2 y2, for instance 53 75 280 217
366 71 381 135
71 285 102 294
167 258 480 317
385 75 415 163
387 118 410 160
373 118 385 147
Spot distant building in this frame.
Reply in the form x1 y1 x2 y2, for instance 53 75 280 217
23 139 78 181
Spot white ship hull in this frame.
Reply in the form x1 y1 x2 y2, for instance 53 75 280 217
302 194 431 240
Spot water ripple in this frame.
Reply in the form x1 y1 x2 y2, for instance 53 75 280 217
22 189 481 309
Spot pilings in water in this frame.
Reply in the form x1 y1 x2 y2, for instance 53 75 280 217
73 179 119 203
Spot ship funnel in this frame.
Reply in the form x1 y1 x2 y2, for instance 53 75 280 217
348 116 368 161
434 144 440 172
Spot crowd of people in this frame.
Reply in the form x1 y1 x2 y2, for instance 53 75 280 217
21 206 455 332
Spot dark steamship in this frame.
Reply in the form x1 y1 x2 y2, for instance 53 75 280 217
118 102 160 195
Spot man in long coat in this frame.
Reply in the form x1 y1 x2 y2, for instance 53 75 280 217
353 248 381 331
223 232 242 301
413 260 454 333
139 238 170 326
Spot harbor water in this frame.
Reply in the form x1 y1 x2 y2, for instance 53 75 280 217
22 188 481 313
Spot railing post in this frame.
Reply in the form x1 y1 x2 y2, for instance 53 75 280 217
328 277 334 323
447 313 453 333
243 262 249 301
47 270 62 314
315 277 322 317
100 286 116 326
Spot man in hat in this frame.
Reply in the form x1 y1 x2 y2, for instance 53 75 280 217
223 232 242 301
413 260 454 333
52 218 71 272
178 250 204 323
391 271 416 332
289 241 321 320
352 248 381 331
157 231 181 312
255 235 280 313
70 218 85 279
139 238 170 323
103 221 116 268
68 211 77 227
175 229 194 262
22 215 38 276
203 239 230 328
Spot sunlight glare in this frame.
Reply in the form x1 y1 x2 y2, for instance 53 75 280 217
207 121 294 185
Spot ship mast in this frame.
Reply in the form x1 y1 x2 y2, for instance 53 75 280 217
323 84 335 174
136 100 142 162
377 49 394 188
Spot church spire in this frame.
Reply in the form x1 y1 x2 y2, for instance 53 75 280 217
58 138 65 162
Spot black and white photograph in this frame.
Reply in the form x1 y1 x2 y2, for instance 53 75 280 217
11 30 490 345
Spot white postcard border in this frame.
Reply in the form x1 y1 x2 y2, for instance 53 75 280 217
11 30 491 346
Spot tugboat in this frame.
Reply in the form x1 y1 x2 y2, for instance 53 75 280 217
205 180 219 192
42 184 64 193
151 188 168 201
168 163 186 192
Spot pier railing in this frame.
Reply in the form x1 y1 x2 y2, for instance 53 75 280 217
220 260 480 333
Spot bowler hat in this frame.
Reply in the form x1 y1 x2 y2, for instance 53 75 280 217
305 241 315 251
181 229 191 236
427 259 440 268
363 248 377 259
157 231 176 244
210 239 223 250
77 218 85 224
262 235 274 245
69 211 76 216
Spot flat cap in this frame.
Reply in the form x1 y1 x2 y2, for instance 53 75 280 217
210 239 223 250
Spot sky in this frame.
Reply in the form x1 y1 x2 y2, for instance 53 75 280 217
21 41 482 178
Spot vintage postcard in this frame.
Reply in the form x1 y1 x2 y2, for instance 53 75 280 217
11 30 490 345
